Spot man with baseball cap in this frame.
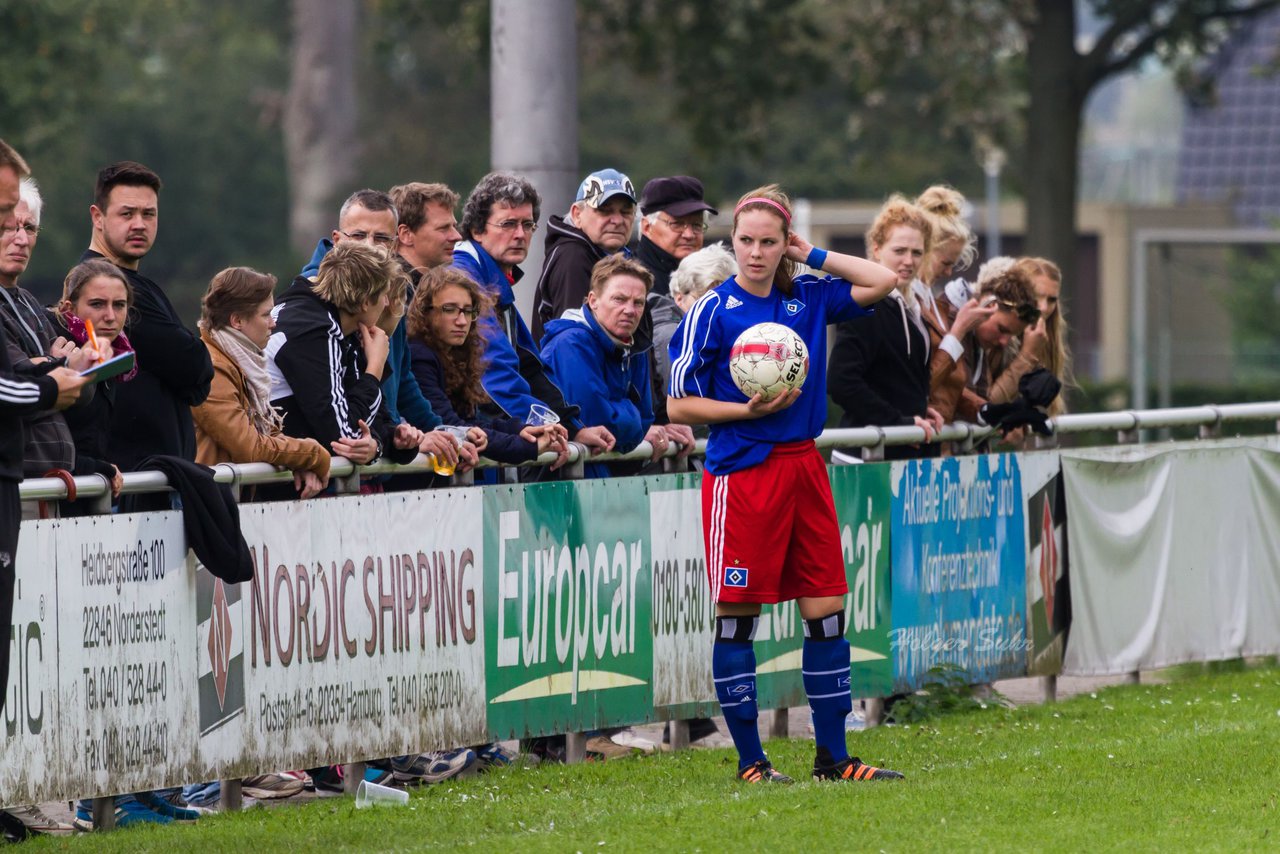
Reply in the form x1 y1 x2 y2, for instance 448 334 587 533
531 167 636 341
636 175 717 296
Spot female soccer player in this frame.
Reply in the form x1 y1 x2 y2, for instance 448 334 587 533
667 185 906 784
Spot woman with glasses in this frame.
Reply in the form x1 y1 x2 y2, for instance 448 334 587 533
406 266 568 469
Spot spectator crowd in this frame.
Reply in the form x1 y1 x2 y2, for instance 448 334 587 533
0 138 1069 835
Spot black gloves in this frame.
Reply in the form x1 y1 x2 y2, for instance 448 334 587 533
1018 368 1062 409
979 368 1061 436
979 398 1052 437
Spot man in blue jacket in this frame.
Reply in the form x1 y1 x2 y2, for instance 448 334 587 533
451 172 614 461
540 255 668 478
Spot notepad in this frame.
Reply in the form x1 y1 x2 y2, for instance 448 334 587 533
78 351 135 383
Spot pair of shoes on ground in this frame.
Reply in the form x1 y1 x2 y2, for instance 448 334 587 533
736 748 905 784
662 717 721 745
0 804 78 838
73 792 207 829
386 749 478 785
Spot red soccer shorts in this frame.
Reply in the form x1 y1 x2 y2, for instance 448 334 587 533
701 440 847 604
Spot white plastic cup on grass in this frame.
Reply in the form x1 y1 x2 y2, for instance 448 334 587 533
526 404 560 426
354 779 409 809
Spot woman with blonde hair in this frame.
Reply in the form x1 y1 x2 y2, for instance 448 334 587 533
828 195 945 457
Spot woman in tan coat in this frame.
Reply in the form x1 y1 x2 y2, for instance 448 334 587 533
192 267 329 498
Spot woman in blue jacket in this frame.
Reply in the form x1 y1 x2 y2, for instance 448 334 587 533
539 255 669 478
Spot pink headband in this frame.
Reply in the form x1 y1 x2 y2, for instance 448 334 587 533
734 197 791 225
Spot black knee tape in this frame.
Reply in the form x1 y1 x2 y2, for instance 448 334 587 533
802 610 846 640
715 615 759 644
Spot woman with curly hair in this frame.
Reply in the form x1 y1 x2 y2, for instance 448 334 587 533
407 266 567 468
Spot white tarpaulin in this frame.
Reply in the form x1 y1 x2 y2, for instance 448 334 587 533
1061 438 1280 675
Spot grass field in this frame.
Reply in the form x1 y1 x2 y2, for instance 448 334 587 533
26 665 1280 852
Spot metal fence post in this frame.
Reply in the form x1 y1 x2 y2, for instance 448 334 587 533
769 708 789 738
564 732 587 764
560 444 588 759
90 797 114 831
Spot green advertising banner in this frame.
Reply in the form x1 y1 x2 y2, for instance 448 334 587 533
483 480 654 739
754 462 894 707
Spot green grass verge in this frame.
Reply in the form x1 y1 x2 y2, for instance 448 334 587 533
27 666 1280 852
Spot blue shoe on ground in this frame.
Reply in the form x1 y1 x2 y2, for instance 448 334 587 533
136 790 205 821
473 743 515 771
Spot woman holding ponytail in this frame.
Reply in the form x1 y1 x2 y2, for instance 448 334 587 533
668 185 905 785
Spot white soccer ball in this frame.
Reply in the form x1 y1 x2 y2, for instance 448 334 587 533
728 322 809 402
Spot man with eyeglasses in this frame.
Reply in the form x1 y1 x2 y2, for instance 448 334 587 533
295 189 465 475
636 176 716 297
531 168 638 342
453 172 615 463
1 178 98 488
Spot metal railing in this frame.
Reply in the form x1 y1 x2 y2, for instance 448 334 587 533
18 400 1280 502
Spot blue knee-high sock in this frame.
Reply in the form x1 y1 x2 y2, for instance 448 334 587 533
803 611 852 763
713 615 764 769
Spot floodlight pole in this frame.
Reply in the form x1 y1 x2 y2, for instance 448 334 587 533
491 0 579 323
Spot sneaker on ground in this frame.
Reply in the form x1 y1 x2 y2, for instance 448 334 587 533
392 749 477 784
307 765 345 794
472 743 515 771
736 758 793 784
363 762 399 786
812 747 905 781
662 718 721 745
526 736 566 764
0 805 78 837
242 772 306 800
136 790 206 821
607 728 657 754
584 735 634 761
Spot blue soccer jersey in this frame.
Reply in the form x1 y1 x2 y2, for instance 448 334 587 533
668 273 872 474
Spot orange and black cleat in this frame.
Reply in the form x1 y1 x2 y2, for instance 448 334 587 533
736 758 794 784
812 747 905 781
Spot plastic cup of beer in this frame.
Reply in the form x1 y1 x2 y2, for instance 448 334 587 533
526 403 560 426
430 425 470 476
354 779 409 809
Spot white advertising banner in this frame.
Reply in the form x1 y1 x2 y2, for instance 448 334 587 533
1061 439 1280 675
198 489 489 777
1 521 64 803
649 484 715 707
